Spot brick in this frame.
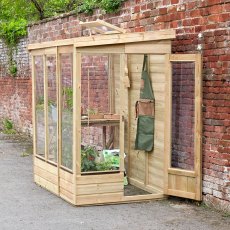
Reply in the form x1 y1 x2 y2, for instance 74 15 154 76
190 9 202 17
134 5 140 13
187 2 197 10
167 5 177 13
208 5 223 14
213 190 224 199
159 7 167 15
140 4 147 11
219 13 230 22
206 0 221 6
223 3 230 12
171 0 179 4
163 0 170 6
146 3 154 10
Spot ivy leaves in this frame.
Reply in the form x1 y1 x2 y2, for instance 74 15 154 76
99 0 124 13
0 19 27 77
0 19 27 48
0 0 124 76
79 0 124 14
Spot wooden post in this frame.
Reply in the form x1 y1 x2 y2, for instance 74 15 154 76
195 54 202 200
44 54 48 161
75 51 82 175
164 54 171 194
73 48 81 204
119 53 128 173
56 47 61 195
31 55 36 181
108 54 115 114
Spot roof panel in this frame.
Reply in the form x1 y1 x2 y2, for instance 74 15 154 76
79 19 126 35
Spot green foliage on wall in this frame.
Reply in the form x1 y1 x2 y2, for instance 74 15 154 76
0 19 27 77
0 0 125 76
98 0 124 13
0 0 125 22
0 19 27 48
2 118 16 134
79 0 124 14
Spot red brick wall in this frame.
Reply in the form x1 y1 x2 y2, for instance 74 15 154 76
81 55 109 114
26 0 230 211
0 77 32 134
81 55 110 148
171 62 195 171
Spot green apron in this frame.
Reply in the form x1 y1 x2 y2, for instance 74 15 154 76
135 55 155 152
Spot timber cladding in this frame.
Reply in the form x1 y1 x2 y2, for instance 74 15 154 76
127 54 167 193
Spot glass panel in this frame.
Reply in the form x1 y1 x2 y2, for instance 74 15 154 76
35 56 45 157
61 53 73 169
171 62 195 170
81 54 120 173
47 55 57 163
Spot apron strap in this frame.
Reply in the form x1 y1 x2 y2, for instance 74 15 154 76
142 54 148 72
140 55 155 100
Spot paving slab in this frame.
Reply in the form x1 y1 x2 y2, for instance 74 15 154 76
0 133 229 230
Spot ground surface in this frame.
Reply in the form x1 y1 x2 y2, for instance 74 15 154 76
0 133 229 230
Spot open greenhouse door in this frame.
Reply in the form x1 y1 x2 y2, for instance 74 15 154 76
164 54 202 201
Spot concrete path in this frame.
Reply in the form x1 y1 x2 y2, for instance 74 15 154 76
0 133 229 230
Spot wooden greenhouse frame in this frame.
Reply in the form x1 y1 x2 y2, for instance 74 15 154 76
28 22 202 206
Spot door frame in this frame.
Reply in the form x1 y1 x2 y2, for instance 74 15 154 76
164 54 202 200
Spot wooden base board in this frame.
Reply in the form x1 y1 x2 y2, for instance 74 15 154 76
74 193 165 206
34 158 165 206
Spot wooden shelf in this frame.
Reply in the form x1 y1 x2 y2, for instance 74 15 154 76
81 118 120 127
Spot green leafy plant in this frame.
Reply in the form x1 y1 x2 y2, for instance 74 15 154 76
3 119 13 130
20 152 30 157
2 119 16 134
81 145 99 172
9 61 18 77
37 96 44 105
1 0 125 23
36 96 44 110
0 19 27 47
86 107 98 115
79 0 95 14
63 87 73 110
79 0 124 14
0 0 125 77
81 145 118 172
0 18 27 77
48 100 56 107
96 159 113 171
36 96 45 110
99 0 123 13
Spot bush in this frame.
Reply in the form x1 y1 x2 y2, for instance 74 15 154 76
0 18 27 47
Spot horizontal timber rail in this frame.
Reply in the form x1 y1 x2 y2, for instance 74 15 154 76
28 29 176 50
